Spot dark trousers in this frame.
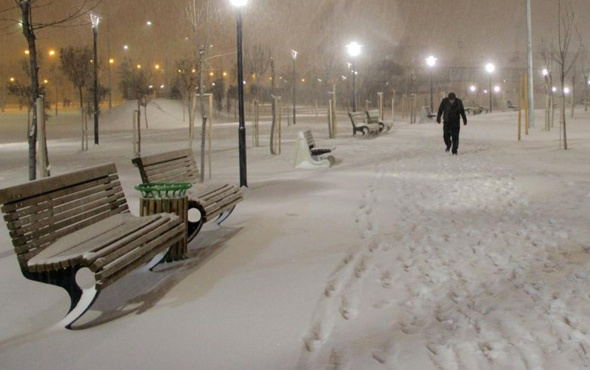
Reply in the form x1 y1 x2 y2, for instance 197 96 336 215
443 123 460 153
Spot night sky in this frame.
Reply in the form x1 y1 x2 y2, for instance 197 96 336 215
2 0 590 80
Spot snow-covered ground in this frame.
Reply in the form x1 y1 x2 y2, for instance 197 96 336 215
0 100 589 369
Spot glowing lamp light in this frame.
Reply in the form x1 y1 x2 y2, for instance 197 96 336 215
426 56 437 67
90 13 100 29
137 64 142 69
123 45 129 51
160 85 165 89
552 87 557 93
48 50 56 57
9 77 15 82
542 68 549 77
43 79 49 84
209 72 214 77
223 72 228 77
146 21 152 26
494 86 501 93
485 63 495 74
564 87 570 95
109 58 115 64
155 64 160 70
229 0 248 7
484 89 489 94
470 85 477 92
346 42 362 57
24 50 29 55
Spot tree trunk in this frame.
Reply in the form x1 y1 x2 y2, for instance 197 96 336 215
20 1 40 181
137 100 142 154
199 48 206 183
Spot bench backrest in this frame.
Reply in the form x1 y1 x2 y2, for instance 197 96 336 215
349 111 367 127
132 149 199 185
366 109 381 123
0 163 128 269
303 129 316 149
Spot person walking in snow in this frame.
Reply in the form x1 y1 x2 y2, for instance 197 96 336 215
436 92 467 155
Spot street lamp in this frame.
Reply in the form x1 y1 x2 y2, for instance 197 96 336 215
346 41 362 112
425 55 437 111
291 49 298 125
485 63 495 113
90 12 100 145
230 0 248 187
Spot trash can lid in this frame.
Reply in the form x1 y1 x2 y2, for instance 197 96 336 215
135 182 192 199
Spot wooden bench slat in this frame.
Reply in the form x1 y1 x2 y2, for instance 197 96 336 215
95 220 183 281
96 231 184 291
8 186 124 234
90 216 179 270
11 196 128 246
0 164 118 204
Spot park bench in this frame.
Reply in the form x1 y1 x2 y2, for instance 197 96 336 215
294 131 335 168
506 100 519 111
0 163 186 329
465 106 487 115
132 149 243 242
365 109 393 132
348 111 381 137
304 129 335 156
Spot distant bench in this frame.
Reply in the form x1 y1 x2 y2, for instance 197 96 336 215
132 149 243 242
348 111 381 137
0 163 185 329
304 129 335 156
294 130 335 168
365 109 393 132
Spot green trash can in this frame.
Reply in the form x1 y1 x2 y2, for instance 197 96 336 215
135 183 192 261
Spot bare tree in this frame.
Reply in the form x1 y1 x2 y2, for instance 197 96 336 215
173 57 199 146
550 0 582 150
187 0 216 183
59 46 93 112
539 39 555 131
246 45 271 100
3 0 100 180
119 58 152 152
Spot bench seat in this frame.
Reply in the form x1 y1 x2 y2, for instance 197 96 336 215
349 111 381 137
0 163 185 328
133 149 243 241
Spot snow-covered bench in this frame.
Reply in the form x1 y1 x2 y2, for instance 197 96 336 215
365 109 392 132
0 163 185 329
348 111 381 137
304 129 335 156
294 131 335 168
132 149 243 242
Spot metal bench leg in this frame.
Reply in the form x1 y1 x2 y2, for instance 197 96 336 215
61 288 100 330
216 206 236 226
22 267 100 330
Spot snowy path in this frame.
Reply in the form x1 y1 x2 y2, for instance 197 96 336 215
299 129 590 369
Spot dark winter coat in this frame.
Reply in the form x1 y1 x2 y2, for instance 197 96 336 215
437 98 467 126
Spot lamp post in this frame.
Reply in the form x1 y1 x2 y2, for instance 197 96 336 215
485 63 495 113
425 56 437 112
230 0 248 187
346 42 362 112
90 13 100 145
291 49 297 125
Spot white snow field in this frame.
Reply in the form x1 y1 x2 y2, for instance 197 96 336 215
0 100 589 370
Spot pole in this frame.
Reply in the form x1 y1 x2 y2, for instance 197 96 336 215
292 57 296 125
93 25 99 145
236 10 247 188
526 0 535 128
489 76 492 113
430 70 434 112
1 34 6 113
198 45 206 183
352 60 357 112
